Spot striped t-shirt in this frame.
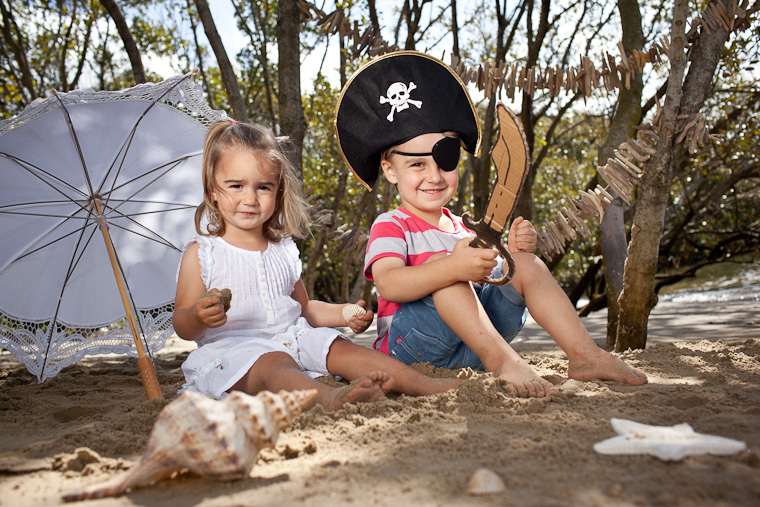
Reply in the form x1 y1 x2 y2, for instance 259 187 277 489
363 207 475 353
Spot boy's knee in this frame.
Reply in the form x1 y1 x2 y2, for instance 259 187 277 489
512 251 545 273
431 280 474 300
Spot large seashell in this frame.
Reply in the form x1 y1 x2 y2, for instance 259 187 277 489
466 467 507 495
62 389 316 502
342 303 367 323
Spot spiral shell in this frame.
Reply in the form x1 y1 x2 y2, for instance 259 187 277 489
62 389 316 501
466 468 507 495
342 304 367 323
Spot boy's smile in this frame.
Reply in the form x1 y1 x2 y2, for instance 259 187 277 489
381 132 460 227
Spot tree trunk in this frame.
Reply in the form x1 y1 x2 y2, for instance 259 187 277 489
514 0 551 221
195 0 249 122
0 0 38 100
57 3 75 91
473 0 524 217
232 0 276 128
99 0 146 84
450 0 460 56
599 0 644 349
186 0 216 109
616 0 731 351
68 11 94 91
276 0 306 172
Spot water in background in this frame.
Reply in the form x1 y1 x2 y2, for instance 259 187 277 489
658 258 760 303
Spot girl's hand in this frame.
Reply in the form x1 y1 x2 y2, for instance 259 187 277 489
508 216 537 253
193 288 229 328
344 300 374 333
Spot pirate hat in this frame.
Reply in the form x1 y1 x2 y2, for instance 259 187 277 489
334 51 481 190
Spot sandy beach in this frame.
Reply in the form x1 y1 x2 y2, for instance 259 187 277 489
1 296 758 506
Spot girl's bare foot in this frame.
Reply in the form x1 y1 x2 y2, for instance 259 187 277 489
568 348 648 385
319 371 394 411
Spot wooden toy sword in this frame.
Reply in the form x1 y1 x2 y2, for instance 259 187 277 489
463 103 530 286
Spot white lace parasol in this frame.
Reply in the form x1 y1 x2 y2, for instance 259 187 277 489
0 72 226 389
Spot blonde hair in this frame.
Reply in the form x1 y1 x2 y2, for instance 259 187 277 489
196 119 310 241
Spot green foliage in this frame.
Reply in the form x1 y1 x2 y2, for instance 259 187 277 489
661 88 760 274
300 74 375 302
532 112 606 287
2 0 758 305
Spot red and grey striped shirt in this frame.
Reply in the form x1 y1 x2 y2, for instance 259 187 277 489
363 207 475 353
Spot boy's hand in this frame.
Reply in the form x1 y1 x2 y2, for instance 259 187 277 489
344 300 374 333
193 288 229 328
449 237 499 282
508 217 537 253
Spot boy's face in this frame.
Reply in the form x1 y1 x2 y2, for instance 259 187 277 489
380 133 459 221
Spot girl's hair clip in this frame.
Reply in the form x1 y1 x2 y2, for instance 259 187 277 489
230 120 238 125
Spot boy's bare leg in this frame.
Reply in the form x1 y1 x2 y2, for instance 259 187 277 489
509 252 648 385
326 339 461 395
430 282 557 398
229 351 390 411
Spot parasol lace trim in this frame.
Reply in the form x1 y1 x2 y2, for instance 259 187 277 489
0 303 175 381
0 72 227 135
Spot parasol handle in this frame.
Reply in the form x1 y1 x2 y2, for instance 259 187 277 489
138 356 163 400
93 199 164 400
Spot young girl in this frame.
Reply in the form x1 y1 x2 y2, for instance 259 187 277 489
173 119 459 411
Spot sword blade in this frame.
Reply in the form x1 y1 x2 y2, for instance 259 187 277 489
482 103 530 234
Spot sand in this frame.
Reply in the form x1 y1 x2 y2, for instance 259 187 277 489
1 298 758 506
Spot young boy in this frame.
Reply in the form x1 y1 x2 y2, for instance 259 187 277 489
335 51 647 398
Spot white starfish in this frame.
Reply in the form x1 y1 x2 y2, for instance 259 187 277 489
593 418 747 461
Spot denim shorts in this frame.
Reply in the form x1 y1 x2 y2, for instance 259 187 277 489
387 263 527 370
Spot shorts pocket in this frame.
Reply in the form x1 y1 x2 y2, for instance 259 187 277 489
390 327 456 367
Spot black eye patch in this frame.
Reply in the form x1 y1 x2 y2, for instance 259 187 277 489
391 136 461 172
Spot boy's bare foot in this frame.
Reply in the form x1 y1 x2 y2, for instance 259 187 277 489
493 361 558 398
320 371 394 411
568 347 648 385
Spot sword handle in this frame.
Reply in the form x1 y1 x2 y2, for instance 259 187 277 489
462 212 515 286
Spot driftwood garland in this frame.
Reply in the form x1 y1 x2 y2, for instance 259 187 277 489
534 107 725 257
531 0 755 257
298 1 399 56
296 0 757 256
300 0 756 100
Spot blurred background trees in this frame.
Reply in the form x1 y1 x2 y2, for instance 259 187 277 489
1 0 757 348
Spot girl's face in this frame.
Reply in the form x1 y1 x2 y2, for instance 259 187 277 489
212 149 279 243
380 132 459 225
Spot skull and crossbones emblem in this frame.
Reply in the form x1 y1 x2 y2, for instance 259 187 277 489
379 82 422 122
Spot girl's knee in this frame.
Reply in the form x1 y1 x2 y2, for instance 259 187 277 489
325 337 362 369
326 336 354 356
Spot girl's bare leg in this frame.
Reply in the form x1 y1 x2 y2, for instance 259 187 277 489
229 351 390 411
326 339 461 395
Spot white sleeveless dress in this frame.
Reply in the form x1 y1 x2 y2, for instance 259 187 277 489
179 235 344 399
